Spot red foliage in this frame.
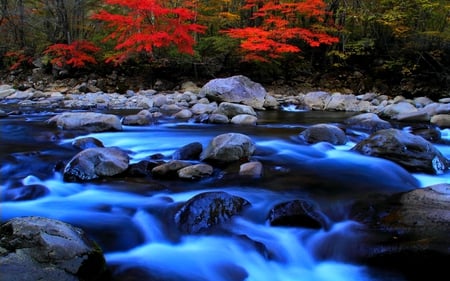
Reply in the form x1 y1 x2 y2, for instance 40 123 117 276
4 50 33 70
92 0 206 65
223 0 339 62
43 40 100 68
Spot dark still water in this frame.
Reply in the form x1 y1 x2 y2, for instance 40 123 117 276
1 108 449 281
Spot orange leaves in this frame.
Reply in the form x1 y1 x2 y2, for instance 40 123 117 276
223 0 339 62
92 0 206 65
43 40 100 68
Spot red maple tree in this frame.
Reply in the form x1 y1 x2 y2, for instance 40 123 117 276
43 40 100 68
92 0 206 65
223 0 339 62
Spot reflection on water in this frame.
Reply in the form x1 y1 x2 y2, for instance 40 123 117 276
1 109 447 281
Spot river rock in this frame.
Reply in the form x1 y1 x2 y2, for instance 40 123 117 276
298 124 347 145
122 109 152 125
47 112 122 132
172 142 203 160
72 137 104 150
230 114 258 125
344 113 392 133
177 163 214 180
351 128 450 174
430 114 450 128
63 147 130 182
239 161 263 177
200 75 267 110
0 216 107 281
174 191 250 234
200 133 256 164
350 184 450 281
151 160 192 178
267 199 330 230
214 102 257 117
303 91 330 110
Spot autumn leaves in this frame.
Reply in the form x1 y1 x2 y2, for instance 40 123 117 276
39 0 338 69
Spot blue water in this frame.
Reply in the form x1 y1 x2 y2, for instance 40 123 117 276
1 109 448 281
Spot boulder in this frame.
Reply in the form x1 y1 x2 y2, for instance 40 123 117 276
350 184 450 281
351 128 450 174
200 75 267 110
172 142 203 160
298 124 347 145
344 113 392 133
267 199 330 230
214 102 257 117
200 133 256 164
47 112 122 132
174 191 250 234
63 147 130 182
177 163 214 180
0 216 107 281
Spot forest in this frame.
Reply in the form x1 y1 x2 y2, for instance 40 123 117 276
1 0 449 98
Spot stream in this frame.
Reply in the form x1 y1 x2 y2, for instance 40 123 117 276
1 108 449 281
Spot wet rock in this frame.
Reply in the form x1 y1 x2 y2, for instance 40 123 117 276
239 161 263 177
349 184 450 281
208 113 229 124
122 110 152 126
47 112 122 132
151 160 192 178
200 75 267 110
172 142 203 160
430 114 450 128
177 163 214 180
298 123 347 145
214 102 257 118
72 137 104 150
267 199 330 230
303 91 330 110
0 216 108 281
174 191 250 234
200 133 255 164
125 160 160 177
63 147 130 182
230 114 258 125
344 113 392 133
351 128 450 174
379 101 418 119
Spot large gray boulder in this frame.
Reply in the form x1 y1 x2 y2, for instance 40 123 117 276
200 133 256 164
0 216 107 281
63 147 130 182
351 128 450 174
48 112 122 132
200 75 267 110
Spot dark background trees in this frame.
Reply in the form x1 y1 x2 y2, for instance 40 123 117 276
1 0 449 98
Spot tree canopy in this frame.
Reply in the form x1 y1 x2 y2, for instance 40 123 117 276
1 0 449 96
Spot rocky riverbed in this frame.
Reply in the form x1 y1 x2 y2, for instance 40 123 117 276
1 75 449 281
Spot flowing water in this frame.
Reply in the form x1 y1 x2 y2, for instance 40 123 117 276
1 108 449 281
